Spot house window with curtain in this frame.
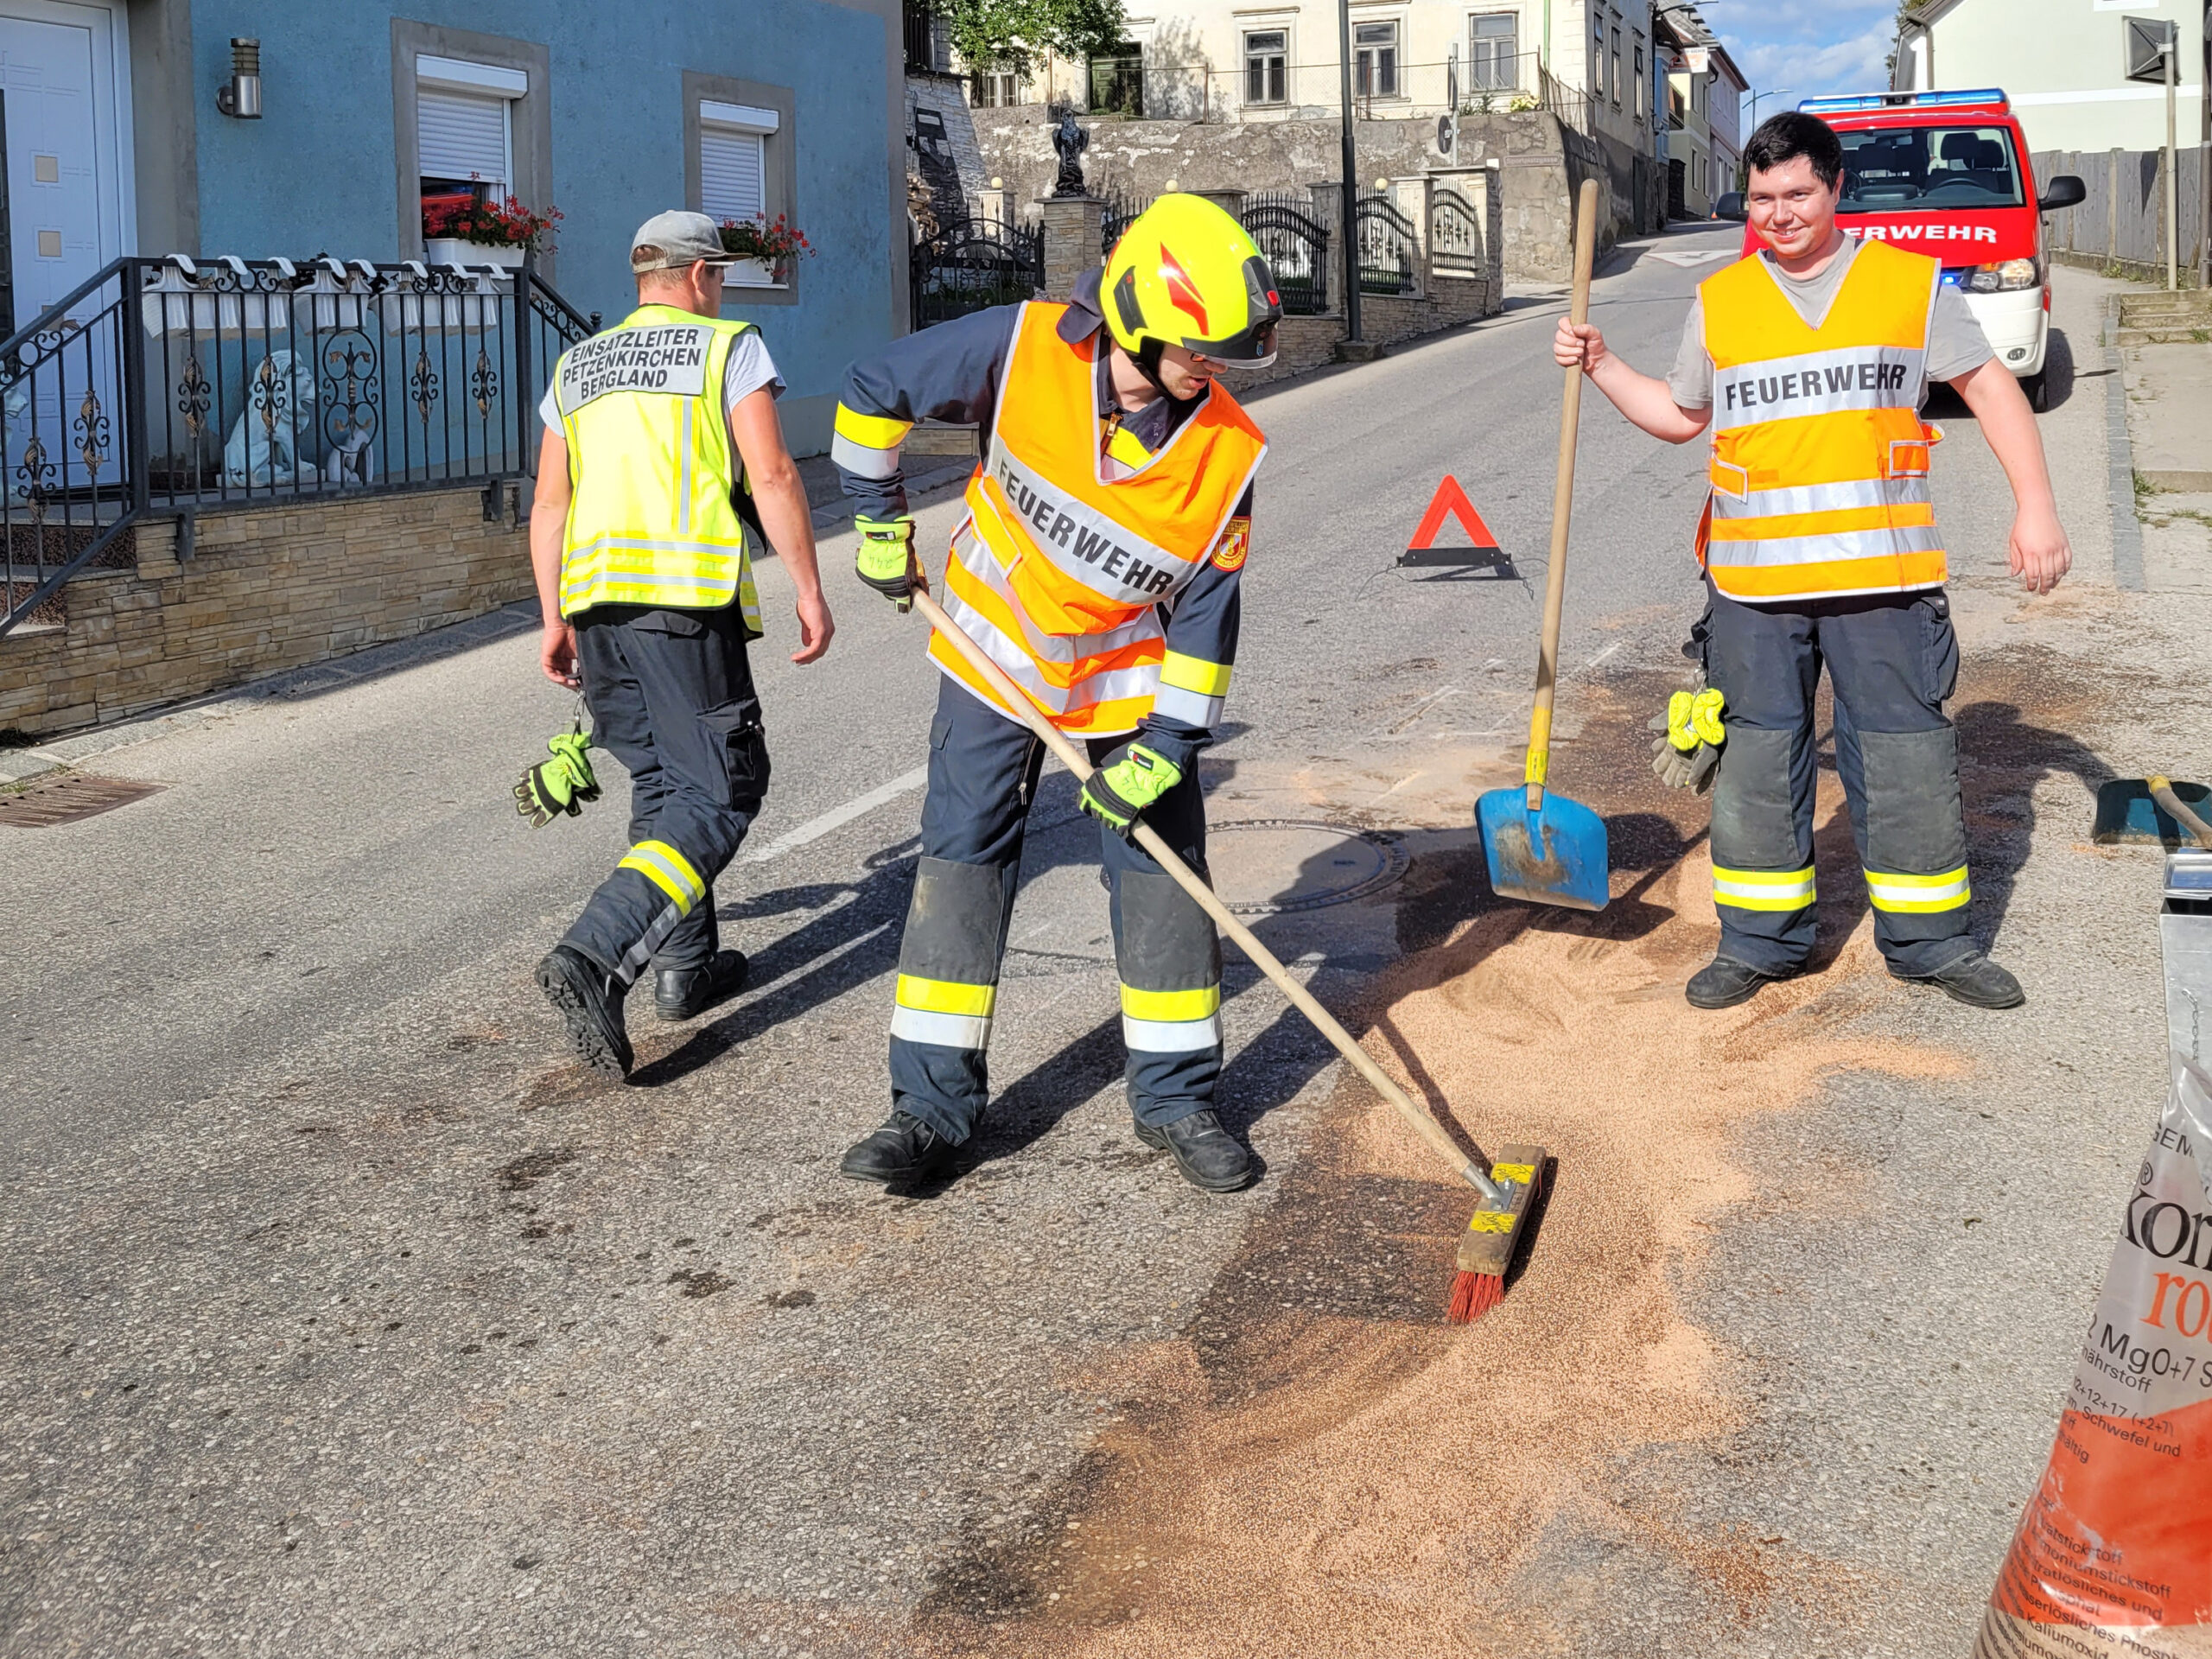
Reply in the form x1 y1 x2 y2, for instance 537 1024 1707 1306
1610 26 1622 107
700 100 780 286
416 55 527 238
1469 13 1517 92
1592 14 1605 99
1633 35 1645 120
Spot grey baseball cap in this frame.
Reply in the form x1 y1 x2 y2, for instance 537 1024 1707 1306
629 210 736 272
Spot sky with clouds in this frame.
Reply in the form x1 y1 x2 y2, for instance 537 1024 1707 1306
1700 0 1904 112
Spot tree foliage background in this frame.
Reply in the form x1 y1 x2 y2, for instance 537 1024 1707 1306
941 0 1128 75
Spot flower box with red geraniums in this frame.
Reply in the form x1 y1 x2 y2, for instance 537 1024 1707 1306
423 195 563 269
717 214 814 289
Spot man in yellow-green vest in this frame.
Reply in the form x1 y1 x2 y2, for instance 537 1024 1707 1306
528 210 834 1077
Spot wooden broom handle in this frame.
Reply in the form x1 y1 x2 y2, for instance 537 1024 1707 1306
910 586 1499 1200
1526 177 1601 811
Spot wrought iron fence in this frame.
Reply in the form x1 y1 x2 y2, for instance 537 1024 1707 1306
1100 189 1152 256
1431 188 1485 278
1354 193 1418 296
1238 193 1331 316
0 253 597 639
910 217 1044 327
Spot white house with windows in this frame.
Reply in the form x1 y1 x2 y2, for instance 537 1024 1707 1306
1892 0 2207 151
985 0 1660 157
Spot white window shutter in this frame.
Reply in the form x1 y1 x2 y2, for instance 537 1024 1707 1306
418 87 511 185
701 128 766 223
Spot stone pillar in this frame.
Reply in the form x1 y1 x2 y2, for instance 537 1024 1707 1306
1484 158 1505 314
1195 187 1249 220
977 188 1007 231
1390 175 1433 298
1039 194 1105 299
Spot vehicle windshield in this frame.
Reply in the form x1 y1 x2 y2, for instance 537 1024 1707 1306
1836 124 2024 212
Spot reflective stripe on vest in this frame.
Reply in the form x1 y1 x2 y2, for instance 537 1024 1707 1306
934 302 1265 734
555 305 765 633
1697 239 1948 603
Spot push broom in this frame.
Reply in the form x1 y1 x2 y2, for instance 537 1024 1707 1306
909 585 1548 1322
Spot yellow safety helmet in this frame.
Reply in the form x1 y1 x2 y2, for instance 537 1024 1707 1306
1103 194 1282 365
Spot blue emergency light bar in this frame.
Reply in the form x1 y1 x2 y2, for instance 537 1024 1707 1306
1799 88 2009 113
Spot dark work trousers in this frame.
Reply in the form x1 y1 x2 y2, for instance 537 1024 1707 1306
1700 581 1974 978
562 604 770 988
887 677 1222 1144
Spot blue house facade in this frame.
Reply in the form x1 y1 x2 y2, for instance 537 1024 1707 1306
16 0 909 454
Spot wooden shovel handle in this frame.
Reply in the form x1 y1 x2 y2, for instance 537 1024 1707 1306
911 587 1498 1199
1526 177 1602 811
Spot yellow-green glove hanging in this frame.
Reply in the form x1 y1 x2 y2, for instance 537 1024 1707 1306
855 514 918 613
1649 679 1725 795
1079 743 1183 839
516 725 600 827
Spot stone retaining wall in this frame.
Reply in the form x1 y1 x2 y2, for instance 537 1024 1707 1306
0 485 531 739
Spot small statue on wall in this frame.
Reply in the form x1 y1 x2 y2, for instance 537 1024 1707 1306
1051 113 1090 197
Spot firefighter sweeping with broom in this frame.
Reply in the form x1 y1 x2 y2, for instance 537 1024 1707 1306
828 194 1275 1193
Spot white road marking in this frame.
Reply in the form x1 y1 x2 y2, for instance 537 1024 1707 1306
740 765 931 863
1650 248 1733 268
1575 641 1623 675
1382 684 1459 736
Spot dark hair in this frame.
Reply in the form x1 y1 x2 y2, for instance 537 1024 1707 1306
1744 111 1844 189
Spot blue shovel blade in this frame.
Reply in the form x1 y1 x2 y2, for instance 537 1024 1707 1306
1476 787 1611 912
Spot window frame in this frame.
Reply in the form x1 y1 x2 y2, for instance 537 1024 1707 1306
1243 27 1290 107
684 72 800 307
390 22 552 275
1632 35 1644 121
1610 25 1622 109
1468 11 1519 93
1354 19 1402 102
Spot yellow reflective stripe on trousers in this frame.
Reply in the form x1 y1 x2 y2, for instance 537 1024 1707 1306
1121 982 1223 1052
619 839 706 914
1864 866 1970 913
891 972 995 1051
1712 864 1816 912
896 974 997 1018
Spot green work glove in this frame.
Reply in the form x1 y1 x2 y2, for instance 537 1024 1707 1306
1080 744 1183 839
515 727 600 827
1649 681 1724 795
855 514 918 613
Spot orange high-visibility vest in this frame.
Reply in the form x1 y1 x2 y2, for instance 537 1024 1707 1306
1696 238 1947 602
933 302 1267 736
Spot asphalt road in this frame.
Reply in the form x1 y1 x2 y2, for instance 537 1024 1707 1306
3 227 2202 1656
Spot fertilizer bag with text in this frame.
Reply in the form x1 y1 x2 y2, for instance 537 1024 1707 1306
1976 1058 2212 1657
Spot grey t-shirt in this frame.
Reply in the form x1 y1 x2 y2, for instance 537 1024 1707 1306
538 327 784 461
1668 236 1994 409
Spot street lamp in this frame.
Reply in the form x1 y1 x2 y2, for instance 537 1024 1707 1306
1745 86 1794 129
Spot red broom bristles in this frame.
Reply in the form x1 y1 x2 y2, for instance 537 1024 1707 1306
1446 1270 1503 1325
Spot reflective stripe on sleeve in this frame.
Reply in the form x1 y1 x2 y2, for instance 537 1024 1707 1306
831 404 912 480
619 839 707 914
1712 864 1817 912
1864 866 1971 913
1151 683 1224 727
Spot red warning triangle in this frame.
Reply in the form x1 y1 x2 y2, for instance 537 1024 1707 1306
1408 474 1501 554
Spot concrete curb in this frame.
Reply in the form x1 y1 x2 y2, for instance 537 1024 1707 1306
2105 293 2147 593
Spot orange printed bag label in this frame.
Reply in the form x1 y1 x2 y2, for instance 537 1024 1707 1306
1976 1059 2212 1657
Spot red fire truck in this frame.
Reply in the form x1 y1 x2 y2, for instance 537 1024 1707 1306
1722 89 2087 410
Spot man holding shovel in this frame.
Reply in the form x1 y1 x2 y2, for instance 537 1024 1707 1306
829 195 1278 1191
1554 111 2071 1009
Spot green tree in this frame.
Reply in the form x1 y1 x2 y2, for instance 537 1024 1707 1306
1885 2 1919 81
943 0 1128 76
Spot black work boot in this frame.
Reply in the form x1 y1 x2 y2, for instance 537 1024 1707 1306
839 1110 955 1184
1135 1109 1255 1193
654 950 749 1021
1896 950 2025 1009
1685 954 1796 1010
535 944 633 1077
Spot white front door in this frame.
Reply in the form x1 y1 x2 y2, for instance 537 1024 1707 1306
0 0 131 334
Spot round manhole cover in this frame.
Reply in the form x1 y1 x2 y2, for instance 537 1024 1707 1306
1207 819 1408 916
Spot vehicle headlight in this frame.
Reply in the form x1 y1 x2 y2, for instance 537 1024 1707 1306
1965 257 2042 293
